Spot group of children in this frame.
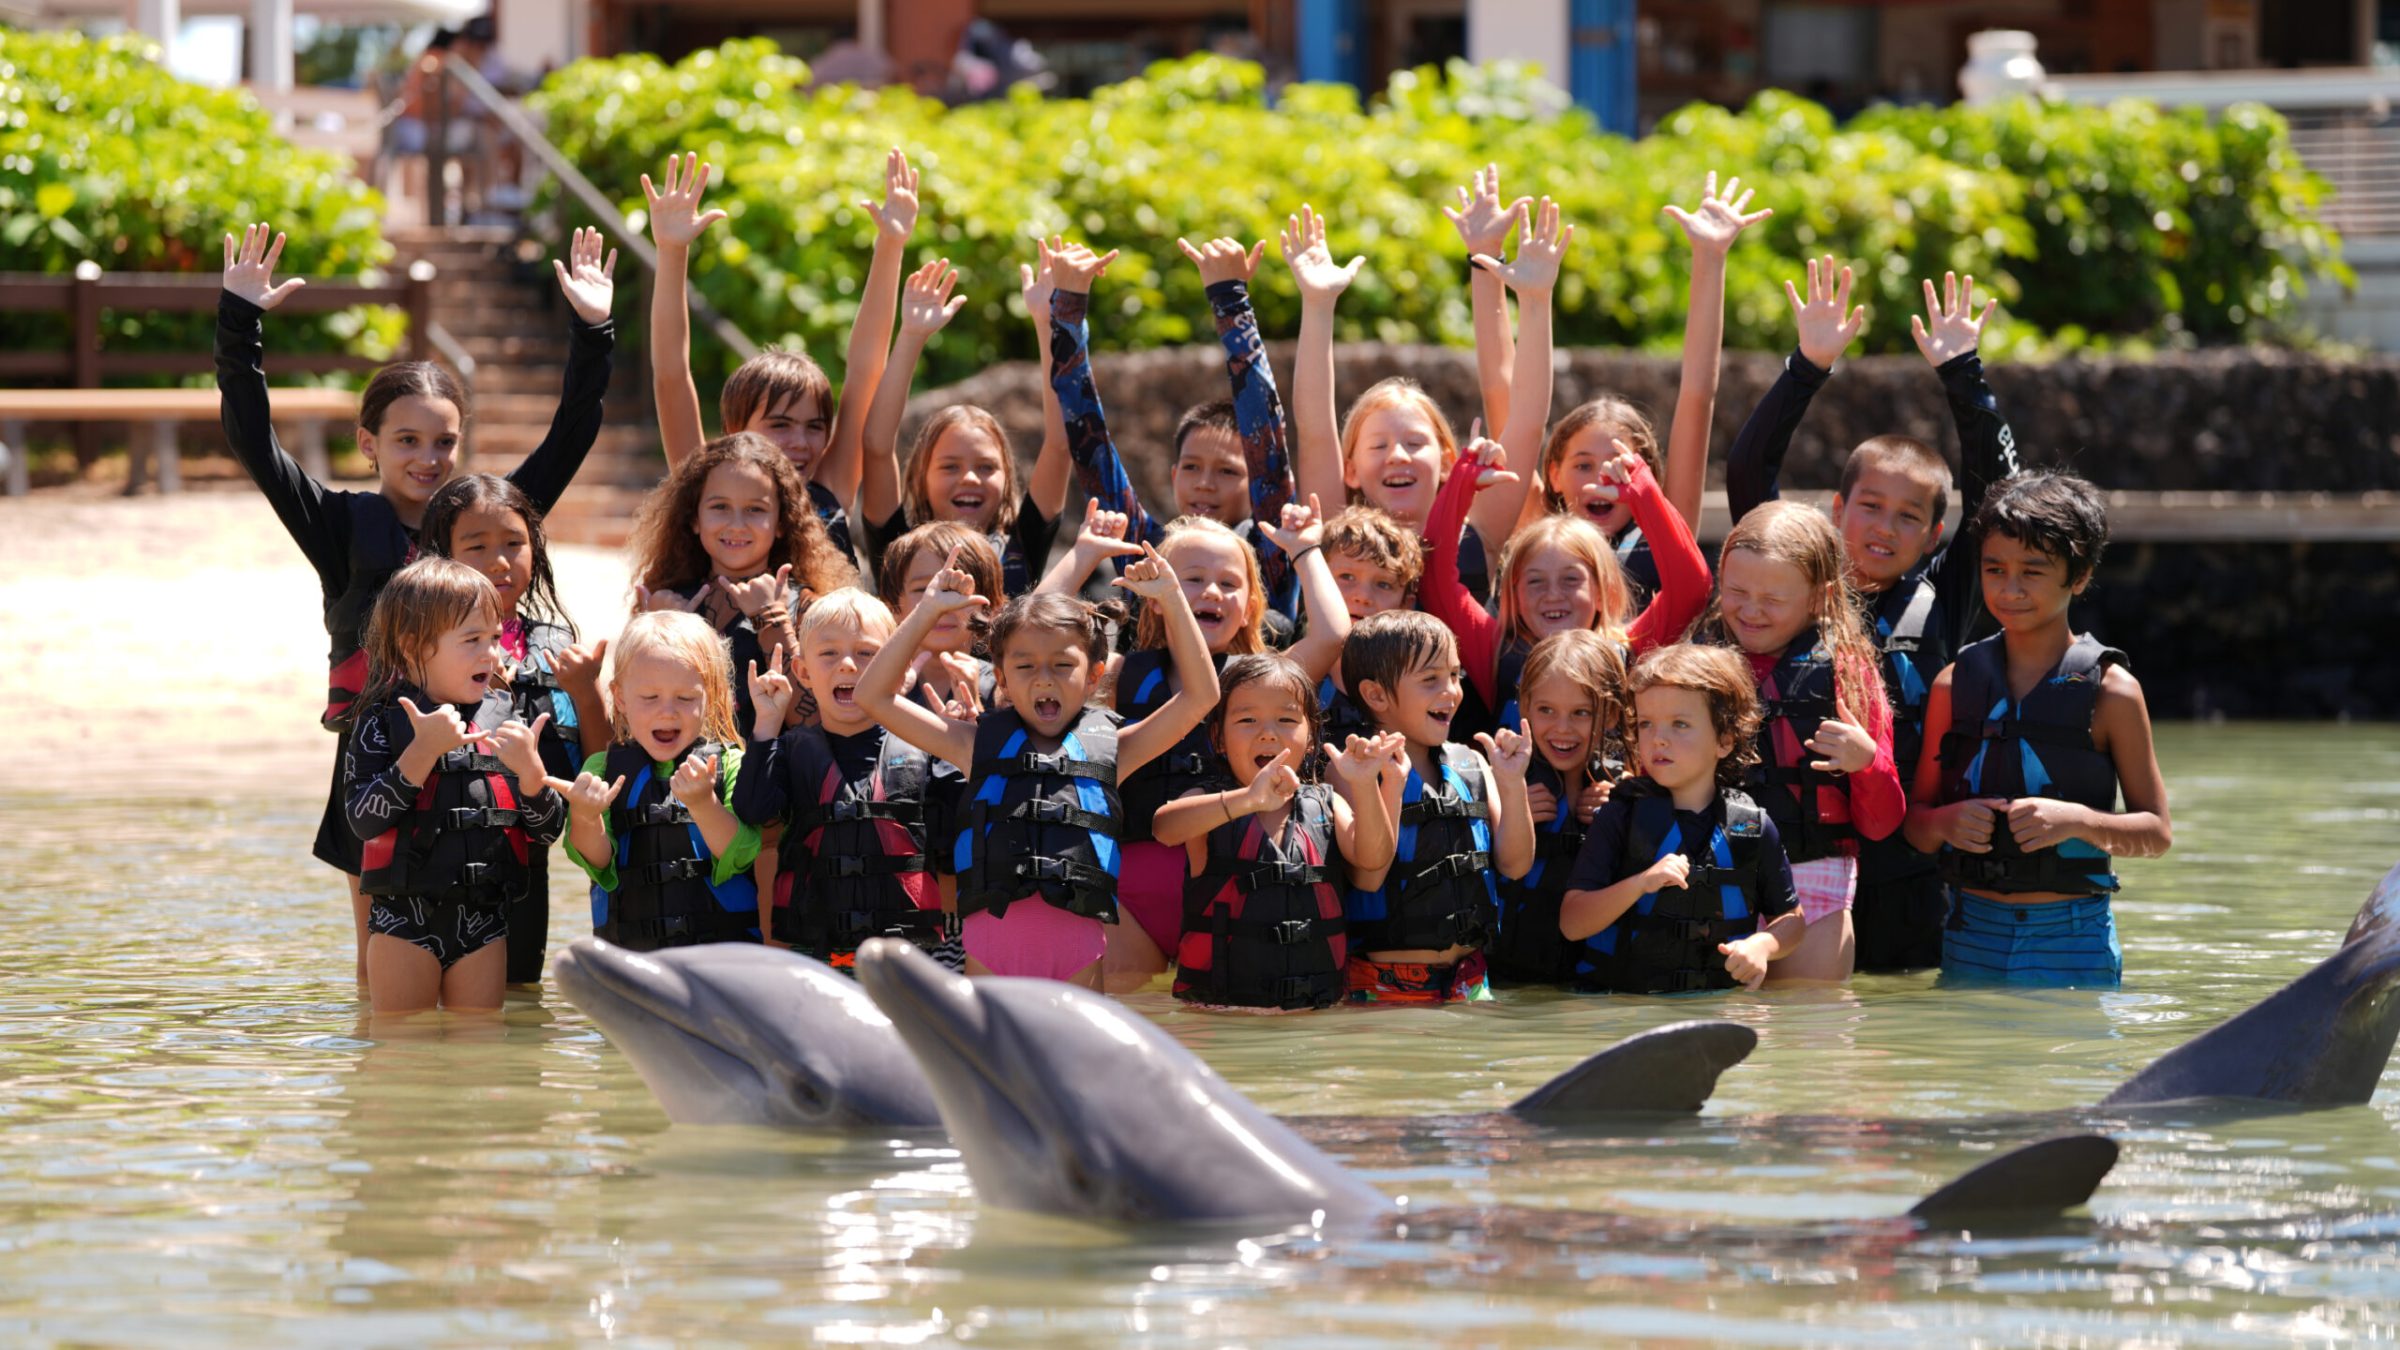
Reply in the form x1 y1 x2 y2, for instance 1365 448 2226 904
218 152 2172 1017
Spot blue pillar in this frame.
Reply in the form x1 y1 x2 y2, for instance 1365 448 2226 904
1570 0 1637 135
1295 0 1362 88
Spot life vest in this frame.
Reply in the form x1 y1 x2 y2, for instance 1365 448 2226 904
1318 672 1372 749
993 526 1032 598
1112 649 1227 844
322 503 418 730
357 693 532 903
1745 628 1856 864
1612 521 1657 608
592 741 759 950
950 706 1122 922
1346 744 1498 953
805 478 856 566
1936 633 2125 896
772 726 944 958
1174 783 1347 1009
1488 758 1591 985
507 619 584 775
1576 780 1768 994
1859 577 1943 883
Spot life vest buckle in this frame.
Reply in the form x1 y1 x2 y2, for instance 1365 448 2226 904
1251 861 1324 888
1023 798 1074 824
633 801 693 826
1659 968 1716 993
1271 917 1319 945
1272 976 1327 1007
639 857 709 883
443 805 518 829
1947 854 2014 885
827 854 871 878
1167 751 1211 775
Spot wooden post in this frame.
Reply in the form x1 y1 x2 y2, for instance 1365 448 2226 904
404 259 436 363
152 420 181 494
295 418 330 480
1 419 27 497
71 260 100 476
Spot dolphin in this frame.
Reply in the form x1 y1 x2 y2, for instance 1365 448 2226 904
555 937 1759 1131
855 937 2118 1230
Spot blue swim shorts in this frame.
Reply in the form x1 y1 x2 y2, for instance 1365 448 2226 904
1941 889 2121 987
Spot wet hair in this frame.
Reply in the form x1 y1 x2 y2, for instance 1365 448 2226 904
986 591 1120 673
1970 469 2110 585
1700 500 1889 731
1172 400 1241 456
1495 513 1633 649
877 519 1002 638
1627 643 1764 788
795 586 896 648
1209 652 1321 771
627 432 859 602
359 556 502 711
1134 516 1266 655
1338 377 1459 493
1343 610 1458 715
607 609 740 745
419 473 574 638
358 361 468 435
1519 629 1632 772
719 349 832 445
1321 505 1424 593
1539 396 1660 514
902 404 1021 537
1838 434 1953 528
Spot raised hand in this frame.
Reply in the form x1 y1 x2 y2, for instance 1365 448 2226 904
1046 240 1120 292
1475 725 1534 780
2006 797 2088 852
1443 163 1530 258
1244 748 1303 812
642 152 728 249
900 258 968 337
545 770 627 817
861 147 920 243
1803 690 1876 774
1662 171 1774 258
222 223 307 310
747 646 797 738
1473 196 1572 296
554 225 619 325
669 750 719 808
554 637 608 695
1070 497 1145 562
934 652 985 723
1934 797 2009 853
398 695 481 758
1912 271 1996 367
718 564 794 621
1258 492 1328 557
1280 204 1365 305
923 546 992 616
1325 734 1386 790
1110 542 1180 602
488 713 553 785
1020 235 1062 330
1177 235 1266 288
1784 254 1868 371
635 580 709 615
1648 851 1693 890
1455 424 1522 496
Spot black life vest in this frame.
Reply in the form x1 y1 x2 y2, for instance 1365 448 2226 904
772 726 945 957
1858 577 1944 883
805 478 856 566
357 693 532 903
1936 633 2125 896
950 706 1123 922
507 620 585 777
592 741 760 950
1745 629 1855 864
1112 648 1228 844
993 526 1031 598
1347 744 1498 953
323 501 417 730
1489 758 1591 986
1611 520 1658 609
660 580 802 739
1575 780 1768 994
1318 672 1372 749
1174 783 1348 1009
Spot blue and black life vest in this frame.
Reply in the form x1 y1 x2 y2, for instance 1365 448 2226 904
508 619 584 776
1318 672 1372 751
1858 576 1944 884
804 479 856 567
593 741 760 950
1746 628 1856 864
357 692 532 904
1612 521 1658 609
1175 782 1347 1010
1575 780 1768 994
1112 649 1228 844
772 726 945 959
1488 758 1593 986
951 706 1122 922
1936 633 2125 896
1347 744 1498 953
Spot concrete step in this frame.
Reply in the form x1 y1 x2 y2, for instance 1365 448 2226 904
542 484 652 548
470 420 656 461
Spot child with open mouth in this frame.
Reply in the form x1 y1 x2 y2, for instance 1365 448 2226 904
1485 631 1631 988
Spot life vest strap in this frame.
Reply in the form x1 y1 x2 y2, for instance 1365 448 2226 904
608 912 753 945
1398 796 1490 825
994 750 1116 784
1760 694 1836 722
1210 859 1331 890
807 851 929 879
1964 717 2099 751
413 805 521 830
1402 849 1493 883
1941 847 2121 894
1220 913 1345 945
995 798 1116 834
795 798 921 828
631 857 711 884
631 800 695 827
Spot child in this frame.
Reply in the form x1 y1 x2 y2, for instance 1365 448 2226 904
734 589 960 969
1423 430 1710 742
1154 655 1405 1012
343 558 567 1014
1726 266 2024 972
1340 611 1536 1004
1559 644 1802 993
1486 631 1628 986
855 545 1219 987
1905 471 2172 986
219 221 613 985
559 611 762 951
876 520 1003 716
624 432 860 737
1703 501 1907 983
645 149 922 563
420 473 608 985
1317 505 1422 746
858 256 1073 595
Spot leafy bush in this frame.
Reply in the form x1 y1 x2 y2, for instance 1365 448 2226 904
528 44 2340 395
0 31 397 365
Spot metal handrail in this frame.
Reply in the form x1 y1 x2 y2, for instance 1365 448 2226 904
430 56 762 364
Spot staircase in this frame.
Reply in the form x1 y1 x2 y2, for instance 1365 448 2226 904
387 225 660 546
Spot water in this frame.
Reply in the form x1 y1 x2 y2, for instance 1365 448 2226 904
4 723 2399 1345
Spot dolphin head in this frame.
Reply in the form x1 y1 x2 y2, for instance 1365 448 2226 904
855 939 1395 1229
553 938 942 1130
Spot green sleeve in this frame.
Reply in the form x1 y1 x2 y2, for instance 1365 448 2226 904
562 749 619 890
712 743 763 881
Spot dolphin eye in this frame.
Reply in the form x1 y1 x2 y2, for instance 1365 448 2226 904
790 1076 828 1116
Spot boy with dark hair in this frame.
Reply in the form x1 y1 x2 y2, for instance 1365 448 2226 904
1316 506 1424 743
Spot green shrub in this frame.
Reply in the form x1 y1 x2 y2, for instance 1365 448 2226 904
0 30 398 367
528 44 2340 396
